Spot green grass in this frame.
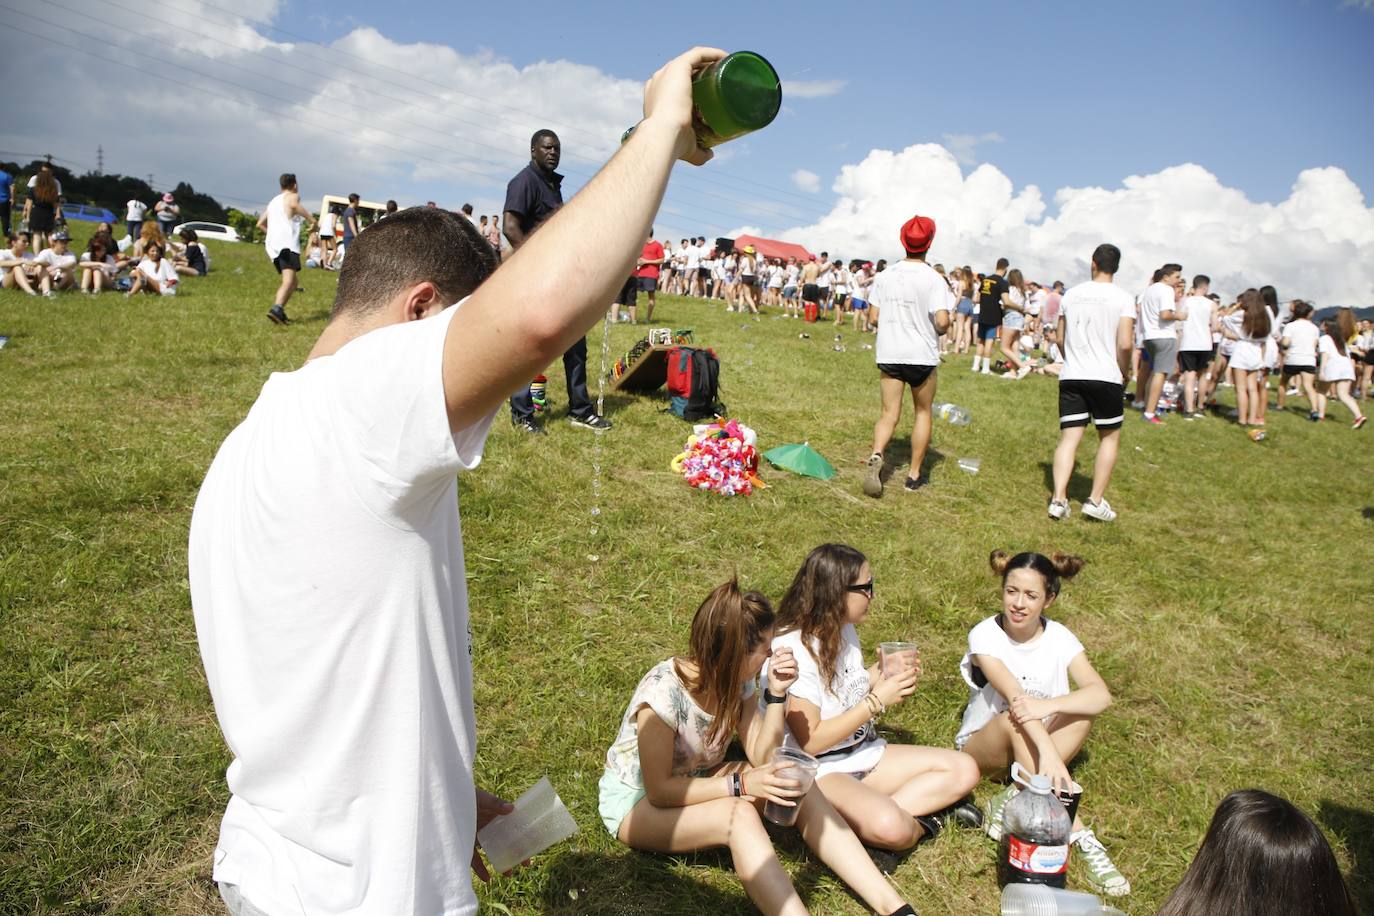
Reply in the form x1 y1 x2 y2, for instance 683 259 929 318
2 222 1371 915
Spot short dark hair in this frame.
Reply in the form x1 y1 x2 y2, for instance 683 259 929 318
530 129 559 148
179 228 198 242
1193 274 1210 289
995 257 1009 270
1091 243 1121 275
1162 262 1183 277
348 193 360 204
386 200 397 211
1291 299 1313 320
461 203 473 215
279 173 296 190
331 207 498 319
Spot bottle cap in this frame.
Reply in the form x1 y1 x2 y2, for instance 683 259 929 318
1029 774 1052 794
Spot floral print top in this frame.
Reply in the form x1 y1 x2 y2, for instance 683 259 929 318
603 659 755 789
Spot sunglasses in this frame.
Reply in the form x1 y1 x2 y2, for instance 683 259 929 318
847 579 875 597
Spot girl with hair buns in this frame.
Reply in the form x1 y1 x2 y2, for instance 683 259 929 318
956 550 1129 897
600 579 915 916
1157 788 1356 916
765 545 982 857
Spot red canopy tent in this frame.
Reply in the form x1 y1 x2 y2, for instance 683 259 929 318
731 234 815 262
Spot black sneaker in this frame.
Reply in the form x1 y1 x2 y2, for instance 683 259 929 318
512 416 545 436
267 305 290 325
941 797 985 830
903 475 929 491
914 814 942 844
570 413 613 431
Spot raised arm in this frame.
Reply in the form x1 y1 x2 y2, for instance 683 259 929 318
442 47 722 431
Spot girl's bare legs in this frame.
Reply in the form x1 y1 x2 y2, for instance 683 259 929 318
819 745 980 850
81 268 94 292
1235 370 1251 425
1000 328 1023 372
1334 380 1364 421
794 789 907 914
961 710 1095 832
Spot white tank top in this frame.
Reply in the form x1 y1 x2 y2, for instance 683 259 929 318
264 192 302 257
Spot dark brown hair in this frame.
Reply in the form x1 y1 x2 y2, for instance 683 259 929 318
776 544 868 690
677 579 775 747
330 206 497 318
1323 318 1349 357
31 166 59 205
989 550 1084 597
1157 789 1356 916
1240 289 1272 339
1290 300 1313 321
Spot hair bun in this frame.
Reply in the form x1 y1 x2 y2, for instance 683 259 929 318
1049 552 1085 579
988 549 1011 576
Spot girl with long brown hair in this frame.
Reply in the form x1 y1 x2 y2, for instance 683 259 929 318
22 163 63 251
1314 309 1366 428
768 545 981 856
1220 289 1271 431
1000 267 1033 379
600 578 914 916
957 550 1128 897
952 266 976 354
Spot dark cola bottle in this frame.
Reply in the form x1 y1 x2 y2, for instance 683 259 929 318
997 764 1072 890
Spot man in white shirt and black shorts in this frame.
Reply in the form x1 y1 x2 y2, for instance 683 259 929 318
862 214 952 497
190 48 724 916
1048 243 1135 522
257 173 314 325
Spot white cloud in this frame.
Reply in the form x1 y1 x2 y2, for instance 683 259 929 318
785 79 846 99
941 132 1004 167
749 143 1374 305
791 169 821 193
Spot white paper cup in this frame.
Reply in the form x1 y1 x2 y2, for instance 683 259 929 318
476 777 579 874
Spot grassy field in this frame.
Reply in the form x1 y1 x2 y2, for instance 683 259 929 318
2 222 1371 915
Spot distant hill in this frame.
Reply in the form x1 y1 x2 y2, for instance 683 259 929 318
1314 306 1374 322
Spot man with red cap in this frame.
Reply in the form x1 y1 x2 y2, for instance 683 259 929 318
862 213 953 497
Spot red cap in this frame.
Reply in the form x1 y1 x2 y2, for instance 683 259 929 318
900 214 936 254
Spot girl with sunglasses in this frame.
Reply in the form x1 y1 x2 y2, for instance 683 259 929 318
600 578 915 916
765 544 982 858
956 550 1128 897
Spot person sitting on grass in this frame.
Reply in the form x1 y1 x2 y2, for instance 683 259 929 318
766 544 982 861
131 221 166 260
125 241 178 298
33 229 78 297
79 234 119 294
600 578 916 916
1 231 40 295
174 228 208 277
956 550 1129 898
1157 789 1356 916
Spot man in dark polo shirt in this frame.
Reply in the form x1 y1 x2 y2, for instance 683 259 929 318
505 129 612 433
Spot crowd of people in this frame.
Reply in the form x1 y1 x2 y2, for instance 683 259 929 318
1 219 210 299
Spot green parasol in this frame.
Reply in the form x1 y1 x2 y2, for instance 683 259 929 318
762 442 837 480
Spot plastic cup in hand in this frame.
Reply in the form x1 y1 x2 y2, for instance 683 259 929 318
879 641 919 677
475 777 579 875
762 747 819 827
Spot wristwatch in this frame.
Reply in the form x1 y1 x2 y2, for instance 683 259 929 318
764 690 788 704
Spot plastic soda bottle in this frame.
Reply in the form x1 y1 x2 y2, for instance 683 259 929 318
934 402 972 425
622 51 782 148
998 763 1072 890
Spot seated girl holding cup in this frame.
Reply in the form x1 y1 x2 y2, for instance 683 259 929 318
955 549 1128 897
599 578 915 916
766 544 982 854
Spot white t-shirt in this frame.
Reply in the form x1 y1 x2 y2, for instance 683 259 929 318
786 264 800 286
28 175 62 195
0 247 33 265
1281 318 1320 367
1027 288 1047 317
1138 282 1178 340
1178 295 1214 351
126 199 149 221
833 267 849 295
33 248 77 272
263 191 303 257
81 252 118 273
319 211 337 235
1058 280 1136 385
816 264 833 289
189 303 497 916
1318 334 1356 382
764 625 886 777
871 259 953 366
137 257 179 295
684 245 701 270
955 616 1085 748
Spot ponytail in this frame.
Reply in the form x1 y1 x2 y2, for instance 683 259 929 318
989 549 1084 596
681 578 775 746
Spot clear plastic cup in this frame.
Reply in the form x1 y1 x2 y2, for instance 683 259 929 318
762 746 819 827
1000 882 1112 915
879 641 919 677
475 777 579 874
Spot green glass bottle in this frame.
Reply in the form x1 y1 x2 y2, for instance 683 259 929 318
622 51 782 148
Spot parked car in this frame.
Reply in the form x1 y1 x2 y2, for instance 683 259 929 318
61 202 117 223
172 221 240 243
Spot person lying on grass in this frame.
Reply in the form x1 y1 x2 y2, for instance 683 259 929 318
955 550 1129 897
763 544 982 859
599 578 915 916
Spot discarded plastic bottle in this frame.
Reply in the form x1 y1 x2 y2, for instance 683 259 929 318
1001 883 1125 916
622 51 782 148
998 764 1072 890
934 402 972 426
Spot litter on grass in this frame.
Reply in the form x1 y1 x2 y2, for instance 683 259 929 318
763 442 837 480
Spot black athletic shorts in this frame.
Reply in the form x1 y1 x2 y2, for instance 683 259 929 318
1059 379 1125 430
877 363 936 388
636 276 657 293
1178 350 1212 373
272 249 302 273
615 276 637 307
802 283 820 303
697 266 710 280
1281 364 1316 378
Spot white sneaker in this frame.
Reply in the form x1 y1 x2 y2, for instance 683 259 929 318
1047 499 1070 520
1081 498 1116 522
980 368 992 375
1074 829 1130 897
1130 400 1145 410
1015 364 1033 380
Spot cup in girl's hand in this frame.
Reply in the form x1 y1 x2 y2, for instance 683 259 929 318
762 746 819 827
879 641 919 677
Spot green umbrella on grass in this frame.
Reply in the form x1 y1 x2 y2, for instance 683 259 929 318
763 442 836 480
